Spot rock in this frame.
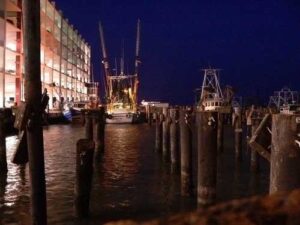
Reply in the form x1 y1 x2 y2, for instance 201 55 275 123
106 189 300 225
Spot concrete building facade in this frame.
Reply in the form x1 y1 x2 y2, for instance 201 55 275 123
0 0 91 109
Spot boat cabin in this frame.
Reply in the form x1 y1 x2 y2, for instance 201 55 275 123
280 104 300 115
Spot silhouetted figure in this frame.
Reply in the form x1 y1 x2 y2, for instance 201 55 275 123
41 88 49 124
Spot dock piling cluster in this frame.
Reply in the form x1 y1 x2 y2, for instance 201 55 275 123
153 104 300 206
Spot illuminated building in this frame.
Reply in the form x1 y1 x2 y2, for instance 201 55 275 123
0 0 91 109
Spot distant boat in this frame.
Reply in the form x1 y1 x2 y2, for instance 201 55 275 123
62 81 99 123
62 103 73 122
198 68 231 113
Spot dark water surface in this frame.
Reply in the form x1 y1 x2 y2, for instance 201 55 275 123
0 124 269 224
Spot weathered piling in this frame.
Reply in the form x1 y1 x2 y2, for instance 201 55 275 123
85 110 93 140
180 109 193 196
148 107 152 126
162 107 170 161
23 0 47 223
170 108 179 170
217 113 224 153
95 107 106 153
155 113 163 152
234 107 243 161
250 118 260 173
75 139 95 218
270 114 300 193
197 111 218 205
146 105 150 123
248 113 271 162
0 111 7 174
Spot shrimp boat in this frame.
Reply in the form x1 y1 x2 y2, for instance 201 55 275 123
99 20 141 124
197 68 231 113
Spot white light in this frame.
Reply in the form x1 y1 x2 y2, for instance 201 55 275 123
6 42 17 51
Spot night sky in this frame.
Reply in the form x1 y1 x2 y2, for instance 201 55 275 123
55 0 300 105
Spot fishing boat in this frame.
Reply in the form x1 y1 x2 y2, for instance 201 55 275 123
99 20 141 124
197 68 231 113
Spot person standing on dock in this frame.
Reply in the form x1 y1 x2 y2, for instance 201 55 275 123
41 88 49 124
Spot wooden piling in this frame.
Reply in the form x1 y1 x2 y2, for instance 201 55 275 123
23 0 47 223
197 111 218 205
270 114 300 193
75 139 95 218
217 113 224 153
0 111 7 174
170 108 179 170
234 108 243 161
85 110 93 140
95 107 105 153
250 118 260 173
155 113 163 152
148 107 152 126
180 109 193 196
146 105 150 123
162 107 170 161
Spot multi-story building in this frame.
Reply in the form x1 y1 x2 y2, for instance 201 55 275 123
0 0 91 109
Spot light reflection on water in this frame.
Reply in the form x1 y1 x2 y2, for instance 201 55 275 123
0 124 269 224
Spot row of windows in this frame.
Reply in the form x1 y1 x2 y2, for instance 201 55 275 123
40 1 90 56
41 14 90 57
204 101 225 107
42 65 89 82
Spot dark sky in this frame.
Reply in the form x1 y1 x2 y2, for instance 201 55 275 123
55 0 300 105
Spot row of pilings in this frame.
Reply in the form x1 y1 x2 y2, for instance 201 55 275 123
151 106 300 206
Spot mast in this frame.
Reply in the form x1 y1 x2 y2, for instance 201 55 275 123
133 19 141 109
135 19 141 75
98 21 110 96
114 57 118 76
200 68 223 101
120 39 125 75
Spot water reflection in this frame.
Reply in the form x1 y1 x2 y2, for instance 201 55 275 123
0 124 269 224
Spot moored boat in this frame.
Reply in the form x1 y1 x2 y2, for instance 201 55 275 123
99 20 141 124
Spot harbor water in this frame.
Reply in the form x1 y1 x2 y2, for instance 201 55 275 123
0 124 269 224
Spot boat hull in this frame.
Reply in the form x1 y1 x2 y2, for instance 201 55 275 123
106 113 134 124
